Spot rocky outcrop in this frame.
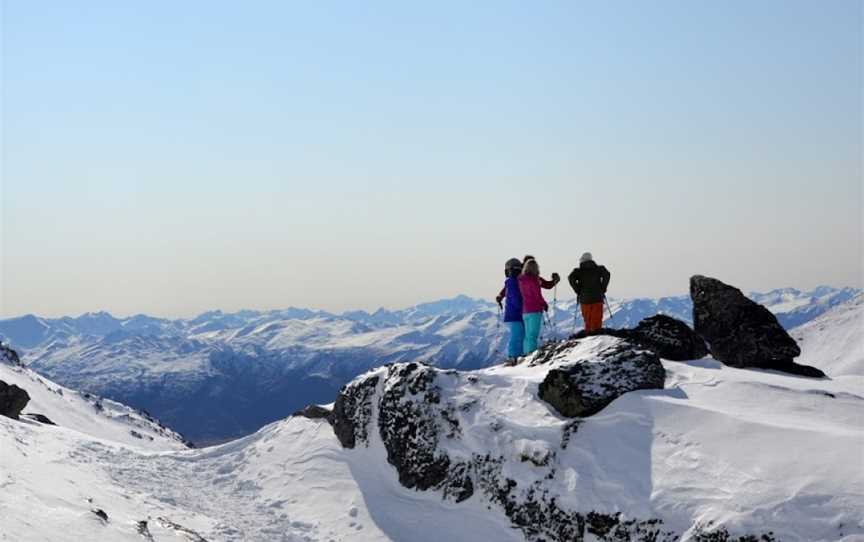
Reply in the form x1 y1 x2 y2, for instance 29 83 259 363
377 363 474 501
22 413 56 425
690 275 825 377
330 374 379 449
0 343 22 366
292 404 332 420
571 315 707 361
0 380 30 419
628 315 708 360
537 340 665 417
327 345 777 541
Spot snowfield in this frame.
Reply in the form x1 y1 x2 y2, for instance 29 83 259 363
793 293 864 377
2 294 863 542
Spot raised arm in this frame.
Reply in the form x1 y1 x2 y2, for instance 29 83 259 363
568 269 581 295
539 272 560 289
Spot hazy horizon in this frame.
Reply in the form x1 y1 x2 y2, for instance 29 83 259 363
2 1 862 319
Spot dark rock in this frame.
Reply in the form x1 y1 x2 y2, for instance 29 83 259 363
691 522 776 541
91 508 108 522
0 380 30 419
155 517 209 541
777 362 828 378
690 275 825 377
292 404 332 420
630 315 708 360
22 413 56 425
377 363 472 501
0 343 22 366
570 315 707 361
330 375 379 448
538 341 665 418
136 520 155 541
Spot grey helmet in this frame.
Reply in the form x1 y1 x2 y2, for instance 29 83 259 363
505 258 522 277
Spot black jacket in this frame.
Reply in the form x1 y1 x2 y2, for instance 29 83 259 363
568 261 611 305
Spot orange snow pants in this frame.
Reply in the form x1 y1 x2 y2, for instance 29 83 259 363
581 302 604 332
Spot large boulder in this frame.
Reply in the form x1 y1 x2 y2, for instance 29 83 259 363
0 380 30 419
537 340 665 417
571 315 707 361
690 275 824 377
630 315 708 360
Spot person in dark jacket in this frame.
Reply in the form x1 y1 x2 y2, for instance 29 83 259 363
568 252 611 332
496 258 525 364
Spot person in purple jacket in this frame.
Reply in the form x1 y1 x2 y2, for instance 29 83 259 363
496 258 525 365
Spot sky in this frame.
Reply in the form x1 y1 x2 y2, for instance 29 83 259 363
1 1 862 318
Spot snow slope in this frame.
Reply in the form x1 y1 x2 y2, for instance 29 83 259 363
0 348 188 451
793 293 864 377
2 335 862 541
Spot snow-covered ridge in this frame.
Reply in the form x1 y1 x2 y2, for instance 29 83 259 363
2 331 861 541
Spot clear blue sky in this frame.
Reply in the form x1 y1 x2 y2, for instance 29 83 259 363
1 1 861 318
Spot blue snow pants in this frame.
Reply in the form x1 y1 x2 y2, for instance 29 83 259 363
523 312 543 354
506 321 525 358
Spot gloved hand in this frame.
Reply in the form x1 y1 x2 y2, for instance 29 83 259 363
551 272 560 283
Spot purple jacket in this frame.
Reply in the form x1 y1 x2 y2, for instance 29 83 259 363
501 277 523 322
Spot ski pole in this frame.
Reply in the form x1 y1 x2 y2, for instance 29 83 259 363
552 284 558 336
494 305 504 358
603 294 615 325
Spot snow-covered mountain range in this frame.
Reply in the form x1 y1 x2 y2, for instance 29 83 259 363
1 293 862 541
0 286 857 444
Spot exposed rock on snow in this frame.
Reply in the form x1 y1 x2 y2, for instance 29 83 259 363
91 508 109 522
536 341 665 417
331 374 380 449
326 338 788 541
571 315 707 361
0 379 30 419
22 412 56 425
0 342 22 365
627 314 708 360
292 403 332 420
690 275 825 377
376 363 473 501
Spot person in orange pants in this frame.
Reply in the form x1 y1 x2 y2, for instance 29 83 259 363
580 301 604 332
568 252 611 333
